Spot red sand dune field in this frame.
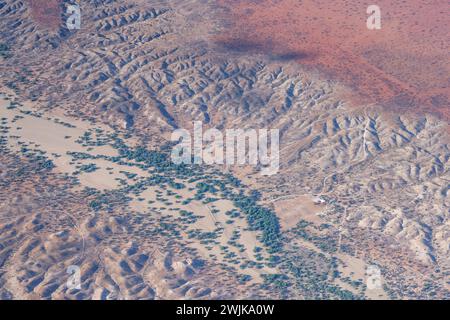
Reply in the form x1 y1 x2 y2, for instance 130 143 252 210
214 0 449 120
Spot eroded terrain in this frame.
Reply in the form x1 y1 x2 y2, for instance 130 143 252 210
0 0 449 299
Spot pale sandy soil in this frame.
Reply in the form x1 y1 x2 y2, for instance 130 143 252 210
336 253 388 300
129 182 275 283
1 0 448 300
1 93 274 292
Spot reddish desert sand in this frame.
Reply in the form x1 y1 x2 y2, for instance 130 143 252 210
213 0 449 120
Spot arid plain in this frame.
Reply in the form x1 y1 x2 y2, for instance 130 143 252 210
0 0 448 299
